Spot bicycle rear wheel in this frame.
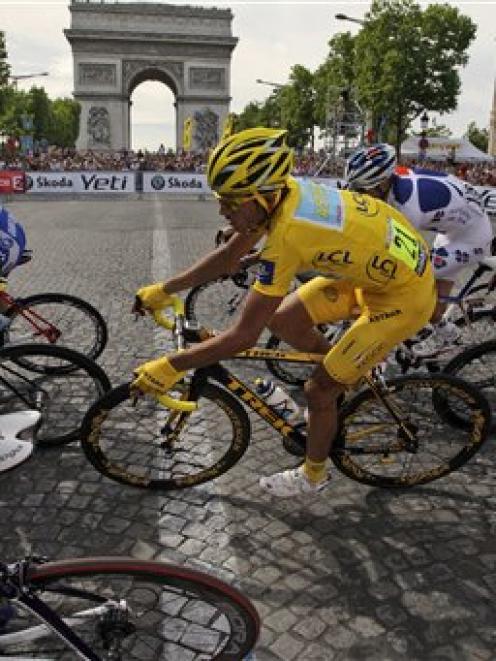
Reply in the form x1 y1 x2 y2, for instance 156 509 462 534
81 381 250 490
332 373 490 488
264 325 340 387
0 343 111 447
443 339 496 433
4 292 108 369
185 275 252 332
1 556 259 660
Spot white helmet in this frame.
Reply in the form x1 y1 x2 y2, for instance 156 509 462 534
345 144 396 190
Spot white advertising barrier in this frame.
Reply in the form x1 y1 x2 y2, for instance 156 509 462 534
21 169 496 217
142 172 209 194
25 171 135 194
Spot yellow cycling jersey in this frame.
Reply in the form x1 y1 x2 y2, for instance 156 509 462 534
252 177 430 298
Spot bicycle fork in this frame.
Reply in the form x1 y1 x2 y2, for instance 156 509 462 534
364 375 419 453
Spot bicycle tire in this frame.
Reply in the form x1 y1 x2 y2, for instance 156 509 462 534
3 292 108 370
443 339 496 433
81 381 251 490
453 307 496 346
264 326 339 387
332 373 490 488
2 556 259 660
0 343 111 447
185 278 251 332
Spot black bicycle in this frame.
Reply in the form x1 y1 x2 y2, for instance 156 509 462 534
81 300 491 491
0 555 260 659
0 343 111 448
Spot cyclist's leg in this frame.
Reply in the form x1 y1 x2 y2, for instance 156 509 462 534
268 276 358 353
260 280 436 498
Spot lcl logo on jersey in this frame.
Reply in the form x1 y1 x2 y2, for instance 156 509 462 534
312 250 353 269
366 255 397 283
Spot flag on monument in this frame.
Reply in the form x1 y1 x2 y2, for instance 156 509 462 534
222 113 235 140
183 117 193 151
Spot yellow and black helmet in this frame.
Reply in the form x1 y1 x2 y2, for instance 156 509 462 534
207 127 293 197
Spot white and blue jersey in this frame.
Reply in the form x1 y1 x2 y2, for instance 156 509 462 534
0 207 27 276
387 167 492 278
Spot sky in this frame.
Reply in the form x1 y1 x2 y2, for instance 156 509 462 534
0 0 495 151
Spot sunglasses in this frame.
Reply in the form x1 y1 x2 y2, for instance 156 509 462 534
214 193 256 211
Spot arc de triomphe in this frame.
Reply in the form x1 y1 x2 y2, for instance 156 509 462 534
64 1 238 152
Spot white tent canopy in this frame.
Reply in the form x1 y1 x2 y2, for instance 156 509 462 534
401 136 493 162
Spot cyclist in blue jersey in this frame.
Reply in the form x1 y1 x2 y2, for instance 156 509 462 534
0 206 28 277
0 206 31 324
344 144 493 355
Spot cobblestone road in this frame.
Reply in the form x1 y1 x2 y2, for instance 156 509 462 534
0 195 495 660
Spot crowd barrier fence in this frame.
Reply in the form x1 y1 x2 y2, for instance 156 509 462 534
1 169 495 217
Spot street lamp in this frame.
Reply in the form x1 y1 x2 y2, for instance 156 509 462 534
420 110 430 131
256 78 285 89
9 72 49 89
335 13 365 25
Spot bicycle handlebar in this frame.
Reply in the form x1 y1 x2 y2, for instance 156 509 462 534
146 296 198 413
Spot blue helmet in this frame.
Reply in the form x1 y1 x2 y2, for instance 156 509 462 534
345 144 396 190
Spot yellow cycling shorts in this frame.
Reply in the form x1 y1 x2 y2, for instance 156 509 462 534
297 275 436 385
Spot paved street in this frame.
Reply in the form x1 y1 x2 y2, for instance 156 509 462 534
0 195 495 660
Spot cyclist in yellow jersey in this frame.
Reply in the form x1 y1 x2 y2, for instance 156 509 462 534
132 127 436 499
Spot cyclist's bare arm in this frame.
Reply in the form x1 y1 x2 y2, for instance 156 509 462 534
170 289 282 371
163 230 263 295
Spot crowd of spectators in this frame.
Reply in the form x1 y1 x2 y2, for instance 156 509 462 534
1 145 496 187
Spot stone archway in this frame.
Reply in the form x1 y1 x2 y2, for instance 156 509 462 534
64 1 238 152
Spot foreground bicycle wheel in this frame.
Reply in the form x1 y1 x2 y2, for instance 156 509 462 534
0 343 111 447
3 292 108 370
81 382 250 490
1 556 259 660
333 373 490 488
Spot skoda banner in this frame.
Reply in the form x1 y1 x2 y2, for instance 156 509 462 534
143 172 210 194
25 171 135 194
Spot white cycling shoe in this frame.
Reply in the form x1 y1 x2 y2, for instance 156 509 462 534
260 465 331 498
0 410 41 472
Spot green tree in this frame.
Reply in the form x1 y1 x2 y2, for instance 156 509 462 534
314 32 356 130
235 101 264 131
27 86 52 141
47 97 80 148
466 121 488 153
353 0 476 154
280 65 316 150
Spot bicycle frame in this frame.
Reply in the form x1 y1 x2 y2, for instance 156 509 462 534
155 307 417 450
0 290 61 344
0 565 112 661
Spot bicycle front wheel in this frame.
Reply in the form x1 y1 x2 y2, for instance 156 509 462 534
0 343 111 447
4 292 108 368
2 556 259 660
81 381 251 490
333 373 490 488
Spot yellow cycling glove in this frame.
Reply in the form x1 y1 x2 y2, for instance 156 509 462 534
132 356 186 397
135 283 174 311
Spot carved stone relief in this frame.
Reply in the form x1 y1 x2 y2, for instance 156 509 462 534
122 59 184 92
193 107 219 150
79 63 116 86
87 106 111 146
189 67 225 91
